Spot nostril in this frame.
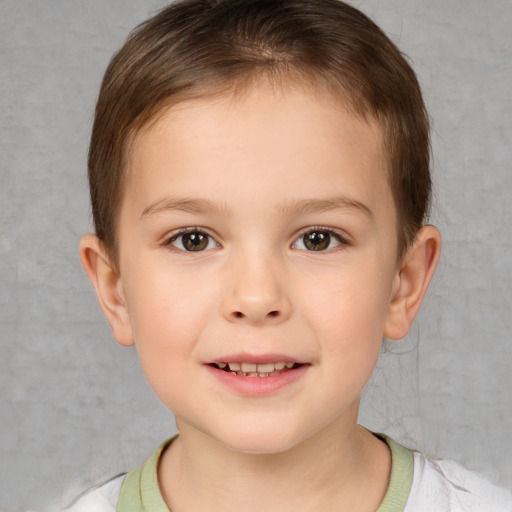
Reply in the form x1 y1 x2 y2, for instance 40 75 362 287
229 309 282 322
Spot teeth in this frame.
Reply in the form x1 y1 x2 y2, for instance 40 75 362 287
219 361 298 374
256 363 275 373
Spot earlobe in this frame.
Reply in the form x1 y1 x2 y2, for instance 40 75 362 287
384 225 441 340
79 234 135 347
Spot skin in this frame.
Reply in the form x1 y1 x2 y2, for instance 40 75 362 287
80 84 441 511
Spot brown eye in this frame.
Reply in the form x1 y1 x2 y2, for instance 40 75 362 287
170 231 217 251
183 232 208 251
293 229 345 252
303 231 331 251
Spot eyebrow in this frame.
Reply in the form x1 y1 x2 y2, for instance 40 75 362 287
277 197 374 220
141 196 373 220
141 197 228 218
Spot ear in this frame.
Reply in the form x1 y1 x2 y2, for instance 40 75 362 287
384 225 441 340
79 234 134 346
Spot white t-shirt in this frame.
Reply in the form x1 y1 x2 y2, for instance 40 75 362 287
64 437 512 512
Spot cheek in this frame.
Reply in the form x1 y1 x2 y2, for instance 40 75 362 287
313 291 386 404
303 266 392 338
124 267 217 392
128 262 217 336
299 262 393 376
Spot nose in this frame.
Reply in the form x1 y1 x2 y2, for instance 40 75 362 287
221 251 291 325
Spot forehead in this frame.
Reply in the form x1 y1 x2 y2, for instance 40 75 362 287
124 84 393 223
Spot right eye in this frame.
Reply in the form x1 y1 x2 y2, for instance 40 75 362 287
167 230 218 252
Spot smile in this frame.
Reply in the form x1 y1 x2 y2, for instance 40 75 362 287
207 358 309 396
211 361 301 377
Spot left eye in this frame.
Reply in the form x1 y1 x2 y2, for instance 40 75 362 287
293 229 344 251
169 230 218 252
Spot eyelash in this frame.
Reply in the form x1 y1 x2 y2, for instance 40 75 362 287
164 227 219 252
293 226 351 252
163 226 351 253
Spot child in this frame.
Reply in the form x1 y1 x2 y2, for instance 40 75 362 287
70 0 512 510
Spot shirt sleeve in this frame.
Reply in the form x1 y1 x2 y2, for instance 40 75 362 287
62 474 125 512
406 452 512 512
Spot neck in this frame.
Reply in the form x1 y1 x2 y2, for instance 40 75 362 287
158 420 391 512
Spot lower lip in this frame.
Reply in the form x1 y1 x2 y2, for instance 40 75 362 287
206 364 309 396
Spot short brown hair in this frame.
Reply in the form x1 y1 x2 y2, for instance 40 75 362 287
88 0 431 264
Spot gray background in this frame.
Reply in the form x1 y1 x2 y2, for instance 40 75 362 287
1 0 511 510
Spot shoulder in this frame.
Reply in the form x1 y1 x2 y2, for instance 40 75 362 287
59 437 174 512
406 451 512 512
62 474 125 512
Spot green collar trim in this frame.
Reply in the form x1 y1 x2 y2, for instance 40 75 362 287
117 434 413 512
376 435 414 512
117 437 174 512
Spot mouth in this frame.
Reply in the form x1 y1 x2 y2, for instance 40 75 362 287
210 361 303 377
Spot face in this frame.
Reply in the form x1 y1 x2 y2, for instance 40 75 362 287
115 85 401 453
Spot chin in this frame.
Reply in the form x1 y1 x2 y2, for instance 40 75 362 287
206 420 309 455
220 436 299 455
